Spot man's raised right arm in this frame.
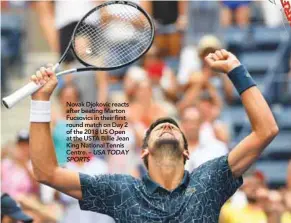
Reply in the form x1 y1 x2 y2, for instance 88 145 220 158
29 67 82 200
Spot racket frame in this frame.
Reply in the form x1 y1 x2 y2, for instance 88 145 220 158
2 0 155 108
59 0 155 72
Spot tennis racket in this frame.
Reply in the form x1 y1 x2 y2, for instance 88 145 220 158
2 1 154 108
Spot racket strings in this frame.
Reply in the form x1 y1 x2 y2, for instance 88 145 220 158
72 3 152 68
96 5 152 65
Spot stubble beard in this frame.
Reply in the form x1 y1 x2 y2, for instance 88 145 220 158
151 139 183 168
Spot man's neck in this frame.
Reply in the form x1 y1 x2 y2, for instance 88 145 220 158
148 158 185 191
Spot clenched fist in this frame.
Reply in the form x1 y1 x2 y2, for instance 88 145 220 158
31 65 58 101
205 49 241 74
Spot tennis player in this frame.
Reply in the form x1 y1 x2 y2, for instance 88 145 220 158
29 49 278 222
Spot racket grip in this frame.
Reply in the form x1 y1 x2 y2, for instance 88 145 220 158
2 82 43 109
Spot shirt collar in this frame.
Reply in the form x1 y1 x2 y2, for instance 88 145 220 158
142 171 190 194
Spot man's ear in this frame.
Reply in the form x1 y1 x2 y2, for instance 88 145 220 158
141 148 149 159
183 150 190 160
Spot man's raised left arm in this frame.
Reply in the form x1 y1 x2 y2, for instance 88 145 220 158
205 49 279 178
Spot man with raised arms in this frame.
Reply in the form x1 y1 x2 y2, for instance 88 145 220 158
29 49 278 222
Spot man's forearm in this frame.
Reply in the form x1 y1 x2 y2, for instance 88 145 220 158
30 122 58 183
28 67 82 199
204 50 279 177
226 65 278 139
228 69 278 177
241 86 278 139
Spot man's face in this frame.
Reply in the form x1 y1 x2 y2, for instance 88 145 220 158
147 122 184 152
141 121 189 169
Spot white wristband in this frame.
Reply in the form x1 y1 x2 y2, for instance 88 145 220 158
30 100 51 122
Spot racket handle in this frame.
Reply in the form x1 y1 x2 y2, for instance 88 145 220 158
2 63 59 109
2 82 42 109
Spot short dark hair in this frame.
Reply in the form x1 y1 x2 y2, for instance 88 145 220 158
142 117 188 169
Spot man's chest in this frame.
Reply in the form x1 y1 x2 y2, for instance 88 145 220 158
114 186 220 223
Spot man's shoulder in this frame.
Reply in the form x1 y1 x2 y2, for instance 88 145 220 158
190 155 243 186
189 155 228 177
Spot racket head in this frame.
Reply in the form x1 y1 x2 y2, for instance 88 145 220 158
66 0 155 71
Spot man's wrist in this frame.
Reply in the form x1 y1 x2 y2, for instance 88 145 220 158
227 65 256 95
30 100 51 122
226 61 241 73
31 94 51 101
